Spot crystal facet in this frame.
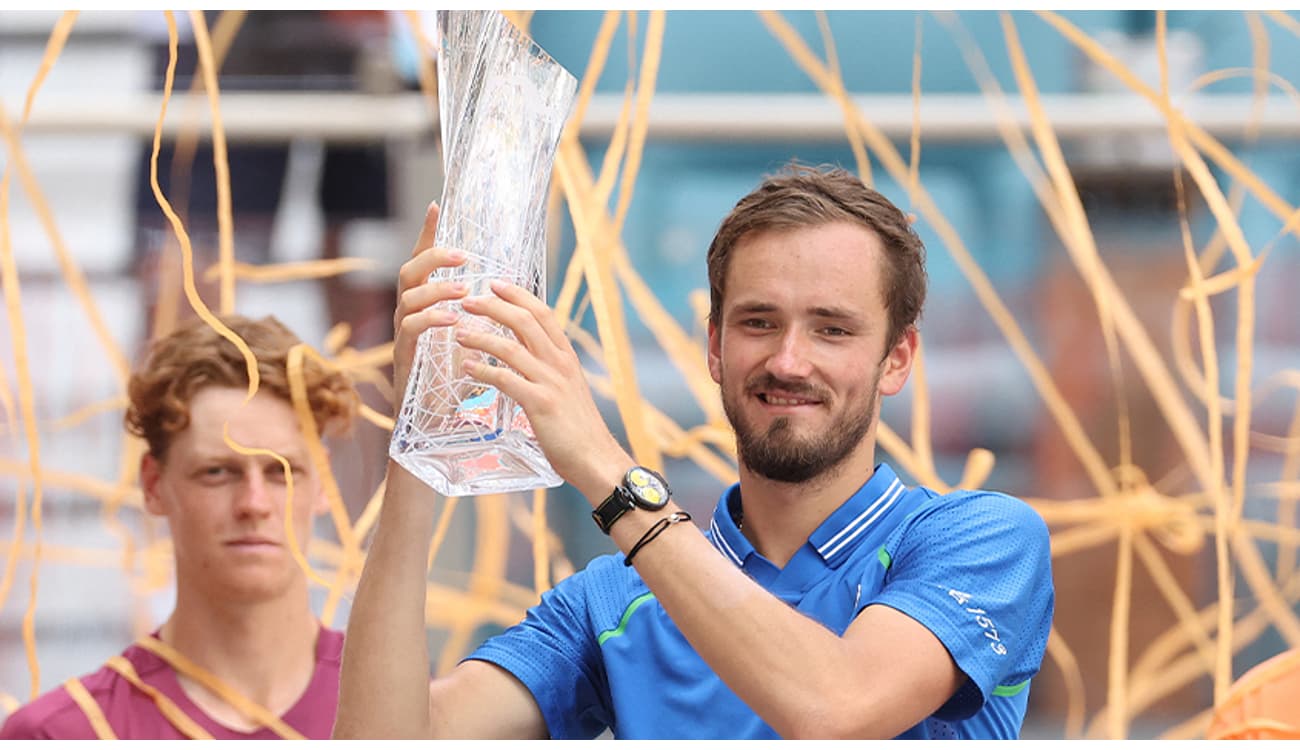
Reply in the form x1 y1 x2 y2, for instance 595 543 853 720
391 11 578 497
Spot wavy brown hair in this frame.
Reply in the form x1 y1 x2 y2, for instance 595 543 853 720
706 163 927 355
125 315 359 459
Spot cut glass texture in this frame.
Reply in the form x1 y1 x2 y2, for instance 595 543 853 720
391 10 578 496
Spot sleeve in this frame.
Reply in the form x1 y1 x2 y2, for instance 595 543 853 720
867 492 1054 721
464 562 612 739
0 705 50 740
0 688 90 740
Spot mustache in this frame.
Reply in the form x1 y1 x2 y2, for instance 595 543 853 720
744 374 830 401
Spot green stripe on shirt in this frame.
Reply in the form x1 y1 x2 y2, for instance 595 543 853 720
992 680 1029 697
597 592 657 646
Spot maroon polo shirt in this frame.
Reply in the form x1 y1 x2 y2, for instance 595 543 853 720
0 626 342 739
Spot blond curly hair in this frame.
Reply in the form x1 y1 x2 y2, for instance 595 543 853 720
125 315 359 459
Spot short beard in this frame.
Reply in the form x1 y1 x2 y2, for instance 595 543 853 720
722 373 878 485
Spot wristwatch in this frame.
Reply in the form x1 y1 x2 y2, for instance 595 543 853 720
591 466 671 534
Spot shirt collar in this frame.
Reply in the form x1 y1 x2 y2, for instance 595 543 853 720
807 463 907 565
708 463 908 569
708 483 751 566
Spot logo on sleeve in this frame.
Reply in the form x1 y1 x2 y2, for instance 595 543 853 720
948 589 1007 656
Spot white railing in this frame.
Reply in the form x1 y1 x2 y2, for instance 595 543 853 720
15 92 1300 142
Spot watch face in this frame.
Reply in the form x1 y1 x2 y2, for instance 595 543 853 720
626 467 669 510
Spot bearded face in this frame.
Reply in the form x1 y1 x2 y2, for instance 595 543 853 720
721 369 880 485
707 223 912 488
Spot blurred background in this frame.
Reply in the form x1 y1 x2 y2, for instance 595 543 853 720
1 9 1298 739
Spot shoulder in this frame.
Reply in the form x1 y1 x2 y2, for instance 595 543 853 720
584 550 637 581
882 488 1051 578
504 551 646 638
550 551 639 599
467 553 631 672
545 551 645 618
0 638 187 740
905 488 1048 540
0 661 126 740
1 687 78 739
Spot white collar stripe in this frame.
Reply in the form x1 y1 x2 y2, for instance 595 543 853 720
816 478 901 556
710 517 744 566
820 480 905 559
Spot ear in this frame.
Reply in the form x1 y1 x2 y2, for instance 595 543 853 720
140 453 168 517
707 318 723 385
877 326 918 397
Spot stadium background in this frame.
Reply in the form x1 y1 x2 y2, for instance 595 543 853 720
1 9 1299 739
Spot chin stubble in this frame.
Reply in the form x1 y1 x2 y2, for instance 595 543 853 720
722 375 879 485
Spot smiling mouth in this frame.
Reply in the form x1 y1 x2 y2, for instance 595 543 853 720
757 393 821 407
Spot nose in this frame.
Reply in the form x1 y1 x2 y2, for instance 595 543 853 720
233 470 275 520
766 329 814 381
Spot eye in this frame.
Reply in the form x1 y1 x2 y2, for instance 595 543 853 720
820 326 851 337
740 318 774 330
266 463 290 483
196 465 236 484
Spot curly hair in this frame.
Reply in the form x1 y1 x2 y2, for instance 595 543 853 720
125 315 359 459
706 163 927 354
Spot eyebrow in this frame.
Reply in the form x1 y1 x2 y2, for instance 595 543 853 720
731 302 779 315
730 301 864 322
808 306 862 322
190 450 307 466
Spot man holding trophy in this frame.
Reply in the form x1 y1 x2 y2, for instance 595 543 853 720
336 10 1053 741
339 167 1055 740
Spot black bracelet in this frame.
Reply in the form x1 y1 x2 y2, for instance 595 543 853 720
623 511 693 567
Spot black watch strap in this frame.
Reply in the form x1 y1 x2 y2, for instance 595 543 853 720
592 487 633 535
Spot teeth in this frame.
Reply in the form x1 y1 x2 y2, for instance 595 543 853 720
767 396 812 406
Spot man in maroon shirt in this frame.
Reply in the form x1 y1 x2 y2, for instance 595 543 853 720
1 315 359 739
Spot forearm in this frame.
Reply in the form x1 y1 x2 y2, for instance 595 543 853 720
610 506 951 738
335 462 438 738
567 467 867 736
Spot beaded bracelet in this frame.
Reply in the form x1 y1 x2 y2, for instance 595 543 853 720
623 511 693 567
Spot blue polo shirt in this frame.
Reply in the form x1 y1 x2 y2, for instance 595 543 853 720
467 463 1054 739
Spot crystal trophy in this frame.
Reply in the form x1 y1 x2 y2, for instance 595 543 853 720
390 10 577 497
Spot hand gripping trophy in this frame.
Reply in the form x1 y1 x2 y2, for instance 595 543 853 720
391 10 578 496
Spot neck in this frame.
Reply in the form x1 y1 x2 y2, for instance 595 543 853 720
736 440 877 568
160 582 320 731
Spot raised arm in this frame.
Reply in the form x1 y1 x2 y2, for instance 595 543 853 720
335 461 545 739
334 204 546 739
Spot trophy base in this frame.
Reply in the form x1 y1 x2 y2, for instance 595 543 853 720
390 426 564 497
